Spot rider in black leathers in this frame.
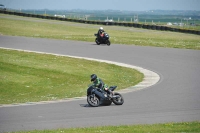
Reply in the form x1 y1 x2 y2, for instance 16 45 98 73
90 74 113 100
97 27 105 41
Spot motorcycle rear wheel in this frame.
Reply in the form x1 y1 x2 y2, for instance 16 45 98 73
112 92 124 105
87 95 100 107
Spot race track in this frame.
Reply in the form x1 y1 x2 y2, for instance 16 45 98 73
0 35 200 132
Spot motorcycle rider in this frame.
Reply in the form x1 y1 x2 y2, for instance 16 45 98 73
90 74 113 98
97 27 105 41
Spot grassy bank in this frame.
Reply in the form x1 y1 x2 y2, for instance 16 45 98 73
11 121 200 133
0 14 200 50
0 49 143 104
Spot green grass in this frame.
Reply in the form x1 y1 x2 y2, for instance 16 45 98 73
10 121 200 133
0 49 143 104
0 14 200 50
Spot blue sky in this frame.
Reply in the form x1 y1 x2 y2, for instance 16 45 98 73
0 0 200 11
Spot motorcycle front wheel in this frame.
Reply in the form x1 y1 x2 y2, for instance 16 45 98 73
106 40 111 46
87 95 100 107
112 92 124 105
95 38 100 45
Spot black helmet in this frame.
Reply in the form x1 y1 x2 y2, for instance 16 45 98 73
91 74 97 81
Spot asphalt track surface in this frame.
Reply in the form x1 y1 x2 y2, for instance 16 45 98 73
0 35 200 132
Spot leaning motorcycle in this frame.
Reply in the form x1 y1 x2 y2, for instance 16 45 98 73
87 85 124 107
94 32 111 46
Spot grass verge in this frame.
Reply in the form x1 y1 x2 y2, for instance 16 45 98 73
0 49 143 104
10 121 200 133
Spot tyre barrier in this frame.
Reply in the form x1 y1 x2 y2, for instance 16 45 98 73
119 22 124 26
112 22 116 26
189 30 196 34
45 16 51 19
156 26 161 30
142 24 147 29
116 22 121 26
128 23 132 27
174 28 180 32
36 14 41 18
195 30 200 35
137 24 143 28
160 26 166 31
18 12 23 16
0 10 199 35
79 20 85 23
181 29 187 33
169 27 175 31
165 26 170 31
132 23 137 28
7 11 12 15
124 23 128 26
13 12 19 15
151 25 156 30
147 25 151 29
103 22 114 25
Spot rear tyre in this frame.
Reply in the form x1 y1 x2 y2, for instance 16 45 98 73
112 92 124 105
87 95 100 107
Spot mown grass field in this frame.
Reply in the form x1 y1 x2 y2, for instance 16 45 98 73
0 14 200 50
0 49 143 104
11 121 200 133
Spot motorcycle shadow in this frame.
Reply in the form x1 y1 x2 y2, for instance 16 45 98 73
91 43 109 46
79 104 115 108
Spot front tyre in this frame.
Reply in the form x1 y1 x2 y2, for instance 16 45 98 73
112 92 124 105
106 40 111 46
95 38 100 45
87 95 100 107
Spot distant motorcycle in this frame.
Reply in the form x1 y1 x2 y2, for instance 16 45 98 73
87 85 124 107
94 32 111 46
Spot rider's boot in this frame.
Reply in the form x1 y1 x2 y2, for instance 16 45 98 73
108 90 113 98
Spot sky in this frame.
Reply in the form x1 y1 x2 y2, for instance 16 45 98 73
0 0 200 11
